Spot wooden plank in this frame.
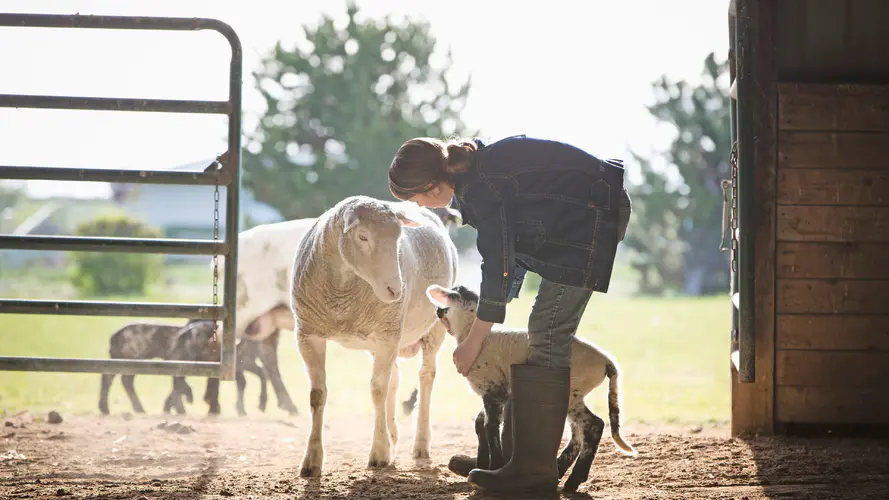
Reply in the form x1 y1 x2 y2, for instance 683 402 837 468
732 0 776 438
777 206 889 242
779 83 889 131
778 279 889 314
778 169 889 205
779 131 889 170
776 242 889 279
777 314 889 351
777 386 889 424
777 350 889 387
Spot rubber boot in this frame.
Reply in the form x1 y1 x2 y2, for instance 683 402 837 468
467 364 569 494
448 401 513 477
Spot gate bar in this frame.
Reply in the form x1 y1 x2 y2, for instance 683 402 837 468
0 299 221 319
0 94 231 114
0 357 220 377
0 164 231 185
0 235 228 255
0 13 242 380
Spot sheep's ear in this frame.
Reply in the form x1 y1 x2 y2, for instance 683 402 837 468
343 206 361 233
396 212 423 227
442 207 461 223
426 284 452 307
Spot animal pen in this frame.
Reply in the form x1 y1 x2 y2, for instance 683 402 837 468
0 13 243 381
730 0 889 438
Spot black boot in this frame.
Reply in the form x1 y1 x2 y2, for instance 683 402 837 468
449 400 513 477
467 364 569 494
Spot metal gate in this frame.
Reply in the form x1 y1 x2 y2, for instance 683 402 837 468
0 13 242 380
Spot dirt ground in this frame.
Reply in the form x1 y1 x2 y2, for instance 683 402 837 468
2 411 889 500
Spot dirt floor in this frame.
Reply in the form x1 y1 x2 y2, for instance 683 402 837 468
2 411 889 500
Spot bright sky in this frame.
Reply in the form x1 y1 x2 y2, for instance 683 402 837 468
0 0 729 199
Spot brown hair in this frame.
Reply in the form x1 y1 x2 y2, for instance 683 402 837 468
388 137 477 200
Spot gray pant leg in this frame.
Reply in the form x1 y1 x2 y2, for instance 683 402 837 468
526 279 593 369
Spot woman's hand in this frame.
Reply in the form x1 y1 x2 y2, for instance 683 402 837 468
453 318 494 376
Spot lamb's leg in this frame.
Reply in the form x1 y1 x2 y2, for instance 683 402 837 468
235 367 248 417
204 377 221 416
482 392 506 469
121 375 145 414
563 405 606 493
368 344 398 468
412 324 445 459
557 407 584 479
448 408 488 477
258 332 298 415
298 333 327 477
386 359 400 452
99 373 115 415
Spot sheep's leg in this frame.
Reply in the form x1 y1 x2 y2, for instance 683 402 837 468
563 405 605 493
386 359 400 452
412 324 445 459
482 393 506 469
204 377 221 416
298 333 327 477
241 355 268 412
235 367 248 416
99 373 115 415
501 399 513 459
258 333 298 415
368 344 398 468
121 375 145 413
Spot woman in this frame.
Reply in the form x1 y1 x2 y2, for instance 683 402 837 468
388 135 631 494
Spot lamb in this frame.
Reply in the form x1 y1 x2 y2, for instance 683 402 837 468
425 284 637 493
290 196 457 476
99 319 221 416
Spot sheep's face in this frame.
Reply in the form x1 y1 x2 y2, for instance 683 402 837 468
425 284 478 342
340 202 422 303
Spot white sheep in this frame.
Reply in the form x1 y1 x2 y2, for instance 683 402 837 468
425 284 636 493
290 196 458 476
219 208 460 417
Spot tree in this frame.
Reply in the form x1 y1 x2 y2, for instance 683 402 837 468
624 53 731 296
242 2 474 220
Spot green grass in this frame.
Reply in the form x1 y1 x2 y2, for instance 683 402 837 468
0 281 730 426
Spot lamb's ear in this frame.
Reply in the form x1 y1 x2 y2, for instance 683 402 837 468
426 284 452 307
396 212 423 227
442 207 462 223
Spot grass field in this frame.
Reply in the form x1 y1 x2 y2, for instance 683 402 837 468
0 265 731 427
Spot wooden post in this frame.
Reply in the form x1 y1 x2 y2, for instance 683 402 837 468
731 0 777 437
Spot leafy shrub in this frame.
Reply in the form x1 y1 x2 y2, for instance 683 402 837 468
69 215 162 296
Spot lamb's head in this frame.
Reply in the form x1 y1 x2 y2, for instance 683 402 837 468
181 320 221 361
425 284 479 343
339 199 422 303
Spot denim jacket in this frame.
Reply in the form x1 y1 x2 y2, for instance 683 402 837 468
451 135 628 323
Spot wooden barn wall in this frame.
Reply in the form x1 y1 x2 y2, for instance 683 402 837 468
774 82 889 426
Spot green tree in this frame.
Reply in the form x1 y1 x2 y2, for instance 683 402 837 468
242 1 474 220
624 53 731 296
69 215 163 296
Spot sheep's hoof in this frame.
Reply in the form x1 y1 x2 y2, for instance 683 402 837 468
367 457 390 469
299 465 321 477
562 477 582 493
412 447 430 460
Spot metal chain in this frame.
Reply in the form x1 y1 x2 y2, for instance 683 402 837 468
212 158 221 342
729 141 739 274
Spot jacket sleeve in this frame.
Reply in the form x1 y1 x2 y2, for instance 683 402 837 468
470 187 515 324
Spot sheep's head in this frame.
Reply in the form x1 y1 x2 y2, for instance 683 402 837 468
339 198 422 303
425 284 478 343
